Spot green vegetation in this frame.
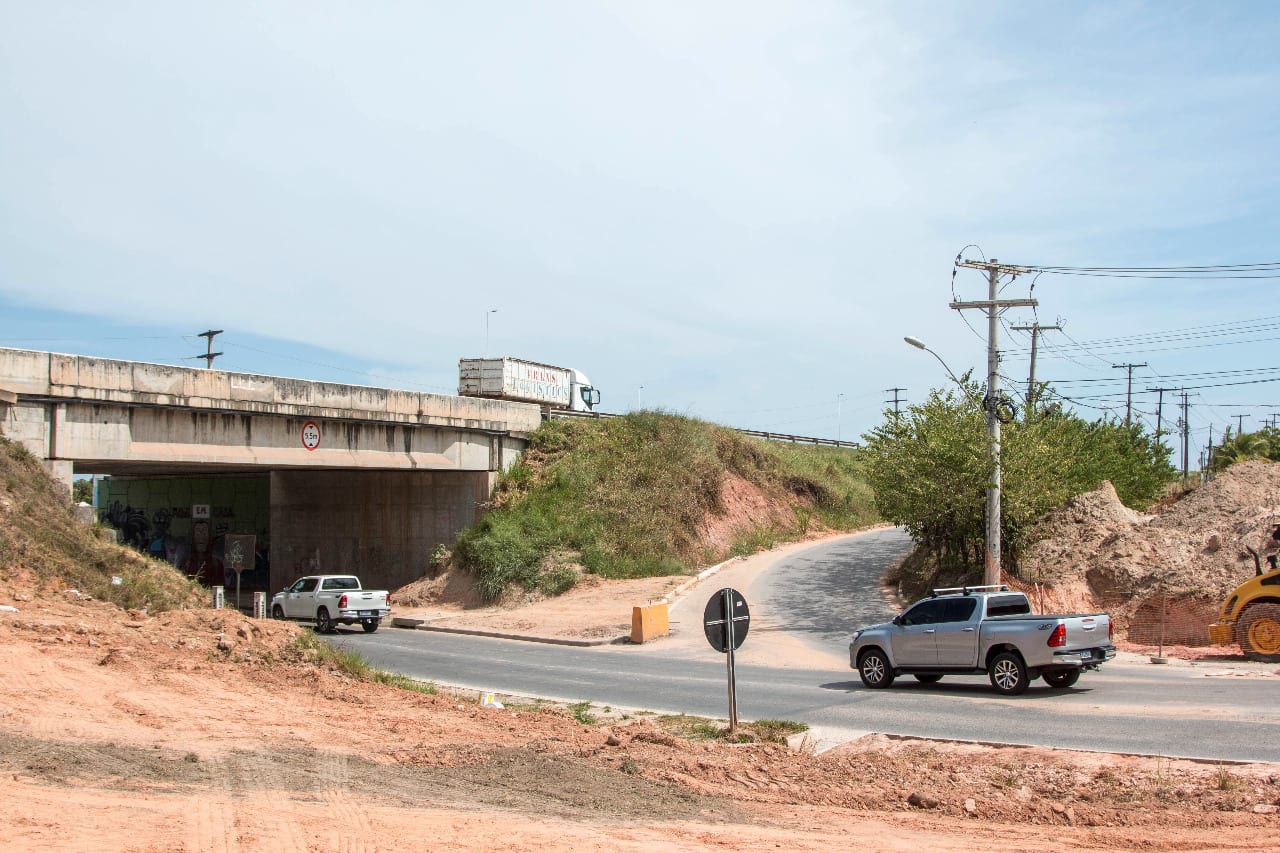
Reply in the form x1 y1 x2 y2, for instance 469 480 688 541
454 412 877 602
1210 425 1280 471
289 632 438 694
862 385 1175 597
0 436 203 613
655 714 809 744
567 701 597 725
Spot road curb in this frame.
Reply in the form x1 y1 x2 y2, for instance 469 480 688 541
394 619 630 647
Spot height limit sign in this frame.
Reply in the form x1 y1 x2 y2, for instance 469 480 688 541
703 588 750 732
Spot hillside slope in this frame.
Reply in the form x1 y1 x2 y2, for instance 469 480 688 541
0 437 200 612
453 412 878 601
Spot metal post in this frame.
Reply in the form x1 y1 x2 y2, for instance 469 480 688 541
723 588 738 733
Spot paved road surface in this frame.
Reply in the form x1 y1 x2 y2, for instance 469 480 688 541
331 530 1280 763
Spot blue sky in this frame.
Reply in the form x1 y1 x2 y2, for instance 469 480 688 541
2 2 1279 463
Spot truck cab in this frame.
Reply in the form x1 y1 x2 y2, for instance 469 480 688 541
570 369 601 412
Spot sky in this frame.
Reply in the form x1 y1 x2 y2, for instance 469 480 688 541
3 2 1279 465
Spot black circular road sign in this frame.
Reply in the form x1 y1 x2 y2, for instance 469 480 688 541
703 588 750 653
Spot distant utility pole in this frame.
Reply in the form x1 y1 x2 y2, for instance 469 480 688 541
953 258 1038 587
1180 390 1191 479
1147 387 1177 442
1270 413 1280 429
197 330 223 369
884 387 906 419
1111 362 1148 427
1010 322 1060 416
1235 414 1247 435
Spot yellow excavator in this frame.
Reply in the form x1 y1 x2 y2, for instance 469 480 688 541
1208 544 1280 662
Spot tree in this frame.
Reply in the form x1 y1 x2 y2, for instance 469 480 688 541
863 387 1175 592
1211 429 1274 472
72 478 93 505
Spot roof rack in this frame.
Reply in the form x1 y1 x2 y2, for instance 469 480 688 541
929 584 1010 597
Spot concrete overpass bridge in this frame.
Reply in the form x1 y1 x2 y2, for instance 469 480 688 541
0 347 541 596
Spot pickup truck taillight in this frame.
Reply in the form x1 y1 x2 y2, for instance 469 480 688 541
1047 624 1067 647
338 594 348 609
1108 619 1113 641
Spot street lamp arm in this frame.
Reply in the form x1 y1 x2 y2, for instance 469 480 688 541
904 336 967 394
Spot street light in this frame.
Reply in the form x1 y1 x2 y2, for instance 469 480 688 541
904 336 966 390
905 335 1002 587
485 309 498 355
637 385 644 411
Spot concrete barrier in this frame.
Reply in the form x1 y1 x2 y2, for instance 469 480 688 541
630 603 669 644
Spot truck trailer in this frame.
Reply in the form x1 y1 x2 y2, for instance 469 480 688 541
458 357 601 413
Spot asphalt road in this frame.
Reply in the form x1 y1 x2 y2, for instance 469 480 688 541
329 531 1280 763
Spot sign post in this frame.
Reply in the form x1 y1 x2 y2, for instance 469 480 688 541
703 588 750 733
223 534 256 612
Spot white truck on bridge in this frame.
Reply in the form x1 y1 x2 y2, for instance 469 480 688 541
458 357 601 413
271 575 391 634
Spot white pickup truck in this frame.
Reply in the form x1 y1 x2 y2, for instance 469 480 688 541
270 575 391 634
849 586 1115 695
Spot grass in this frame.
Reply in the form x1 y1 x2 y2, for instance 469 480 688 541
655 714 808 745
0 437 204 613
567 701 597 725
455 412 878 602
289 633 438 694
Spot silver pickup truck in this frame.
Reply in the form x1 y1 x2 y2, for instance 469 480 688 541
849 586 1115 695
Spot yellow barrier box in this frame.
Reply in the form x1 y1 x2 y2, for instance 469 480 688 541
631 603 670 644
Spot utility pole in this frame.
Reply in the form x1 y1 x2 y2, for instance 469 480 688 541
1147 386 1178 448
1111 362 1148 427
1180 390 1190 480
1010 322 1060 416
1235 414 1247 435
197 330 223 369
953 258 1038 587
884 387 906 419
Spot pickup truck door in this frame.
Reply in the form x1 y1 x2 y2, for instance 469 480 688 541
284 578 319 618
933 597 980 666
891 600 947 666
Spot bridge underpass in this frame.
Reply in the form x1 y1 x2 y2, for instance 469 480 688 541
0 347 540 596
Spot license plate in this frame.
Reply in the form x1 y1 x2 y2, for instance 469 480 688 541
359 610 376 617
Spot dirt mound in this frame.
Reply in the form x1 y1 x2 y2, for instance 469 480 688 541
1018 460 1280 643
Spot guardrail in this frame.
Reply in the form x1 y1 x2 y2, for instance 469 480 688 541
545 409 860 449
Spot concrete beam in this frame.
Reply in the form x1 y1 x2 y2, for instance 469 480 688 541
0 347 542 434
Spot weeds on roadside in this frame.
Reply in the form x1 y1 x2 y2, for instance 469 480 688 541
655 714 808 745
568 701 597 725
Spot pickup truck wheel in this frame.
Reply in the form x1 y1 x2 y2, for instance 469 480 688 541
1043 668 1080 689
361 618 380 633
857 649 895 689
1240 604 1280 662
314 607 334 634
271 605 284 620
912 674 943 684
989 651 1029 695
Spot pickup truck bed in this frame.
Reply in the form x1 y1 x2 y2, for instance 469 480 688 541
849 586 1115 695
